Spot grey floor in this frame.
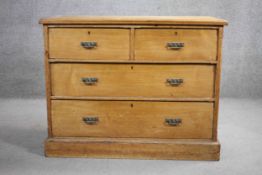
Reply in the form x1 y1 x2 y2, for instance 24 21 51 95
0 98 261 175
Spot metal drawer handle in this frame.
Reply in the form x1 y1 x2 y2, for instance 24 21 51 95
166 42 184 49
166 78 183 86
165 118 182 126
81 41 97 49
82 77 98 85
83 117 99 125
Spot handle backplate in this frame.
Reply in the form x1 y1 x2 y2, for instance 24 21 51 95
82 77 98 85
81 41 97 49
165 118 182 126
166 42 184 49
166 78 183 86
83 117 99 125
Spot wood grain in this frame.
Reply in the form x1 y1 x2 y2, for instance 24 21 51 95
45 137 220 160
49 28 130 60
51 100 213 139
135 29 217 61
39 16 228 26
51 64 215 98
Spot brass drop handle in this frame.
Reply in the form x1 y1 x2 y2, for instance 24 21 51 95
166 78 183 86
165 118 182 126
83 117 99 125
166 42 184 49
82 77 98 85
81 41 97 49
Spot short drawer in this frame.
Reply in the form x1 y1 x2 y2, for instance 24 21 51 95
135 29 217 61
49 28 130 60
51 64 214 98
51 100 213 139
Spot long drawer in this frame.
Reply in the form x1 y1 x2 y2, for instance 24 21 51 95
51 100 213 139
49 28 130 60
135 29 217 61
51 64 214 98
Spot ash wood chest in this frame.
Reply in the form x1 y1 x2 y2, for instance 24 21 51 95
40 16 227 160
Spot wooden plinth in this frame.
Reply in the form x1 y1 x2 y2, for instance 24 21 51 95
45 137 220 160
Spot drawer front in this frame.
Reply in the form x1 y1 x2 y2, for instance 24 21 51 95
51 64 214 98
51 100 213 139
135 29 217 61
49 28 130 60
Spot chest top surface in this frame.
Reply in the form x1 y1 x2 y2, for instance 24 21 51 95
39 16 228 26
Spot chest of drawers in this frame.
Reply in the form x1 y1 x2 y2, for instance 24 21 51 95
40 16 227 160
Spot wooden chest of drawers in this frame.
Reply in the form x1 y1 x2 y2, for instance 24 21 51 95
40 16 227 160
